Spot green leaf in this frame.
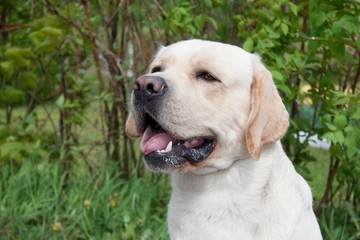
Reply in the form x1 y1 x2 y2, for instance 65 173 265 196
58 2 79 19
0 126 11 140
333 115 347 129
344 134 357 159
0 141 23 161
343 21 357 34
203 0 212 8
56 95 65 109
325 122 337 131
194 15 205 30
287 2 298 16
207 17 218 30
332 21 343 34
188 25 196 35
0 61 15 77
308 40 321 54
243 38 254 52
3 47 34 68
29 26 65 53
332 43 345 57
270 70 284 82
311 12 327 27
40 26 63 37
322 132 335 142
292 55 304 69
340 15 358 34
0 86 26 107
334 131 344 145
276 84 292 96
280 23 289 36
273 19 281 28
264 25 280 39
29 14 65 30
19 73 37 90
257 39 276 49
258 9 275 21
350 108 360 120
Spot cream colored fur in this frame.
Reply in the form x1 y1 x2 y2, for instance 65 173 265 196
126 39 322 239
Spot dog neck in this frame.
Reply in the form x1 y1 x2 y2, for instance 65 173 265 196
172 142 287 191
168 142 294 239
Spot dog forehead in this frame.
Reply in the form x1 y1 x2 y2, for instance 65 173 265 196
152 40 254 85
155 40 250 62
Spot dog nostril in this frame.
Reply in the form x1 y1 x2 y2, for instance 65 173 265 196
146 83 155 93
133 82 140 91
146 81 166 94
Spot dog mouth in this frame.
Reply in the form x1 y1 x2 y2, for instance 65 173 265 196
140 113 216 169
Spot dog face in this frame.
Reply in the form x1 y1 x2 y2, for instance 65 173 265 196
126 40 289 173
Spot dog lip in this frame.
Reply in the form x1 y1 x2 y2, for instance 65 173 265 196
143 138 216 171
136 112 216 170
141 123 215 156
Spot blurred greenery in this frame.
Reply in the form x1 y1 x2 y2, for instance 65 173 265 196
0 0 359 239
0 156 170 239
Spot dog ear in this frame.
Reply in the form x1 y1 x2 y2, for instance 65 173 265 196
245 58 289 160
125 113 141 138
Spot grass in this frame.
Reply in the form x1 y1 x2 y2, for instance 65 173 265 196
1 149 359 239
0 156 170 239
303 148 360 240
300 147 330 203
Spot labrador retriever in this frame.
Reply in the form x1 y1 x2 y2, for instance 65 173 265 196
125 39 322 240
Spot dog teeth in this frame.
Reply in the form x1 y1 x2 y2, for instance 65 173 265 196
166 141 173 152
184 139 199 148
160 141 173 153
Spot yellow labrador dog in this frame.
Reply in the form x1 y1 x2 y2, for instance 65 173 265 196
126 39 322 240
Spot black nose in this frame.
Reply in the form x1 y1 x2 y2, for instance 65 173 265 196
133 75 167 96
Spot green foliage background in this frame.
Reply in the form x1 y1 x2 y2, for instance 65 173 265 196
0 0 359 239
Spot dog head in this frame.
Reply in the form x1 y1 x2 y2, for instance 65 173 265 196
126 40 289 173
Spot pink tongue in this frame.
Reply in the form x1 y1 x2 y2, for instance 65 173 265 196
140 126 175 155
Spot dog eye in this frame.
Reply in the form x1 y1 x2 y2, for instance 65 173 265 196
151 66 162 73
197 71 218 82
